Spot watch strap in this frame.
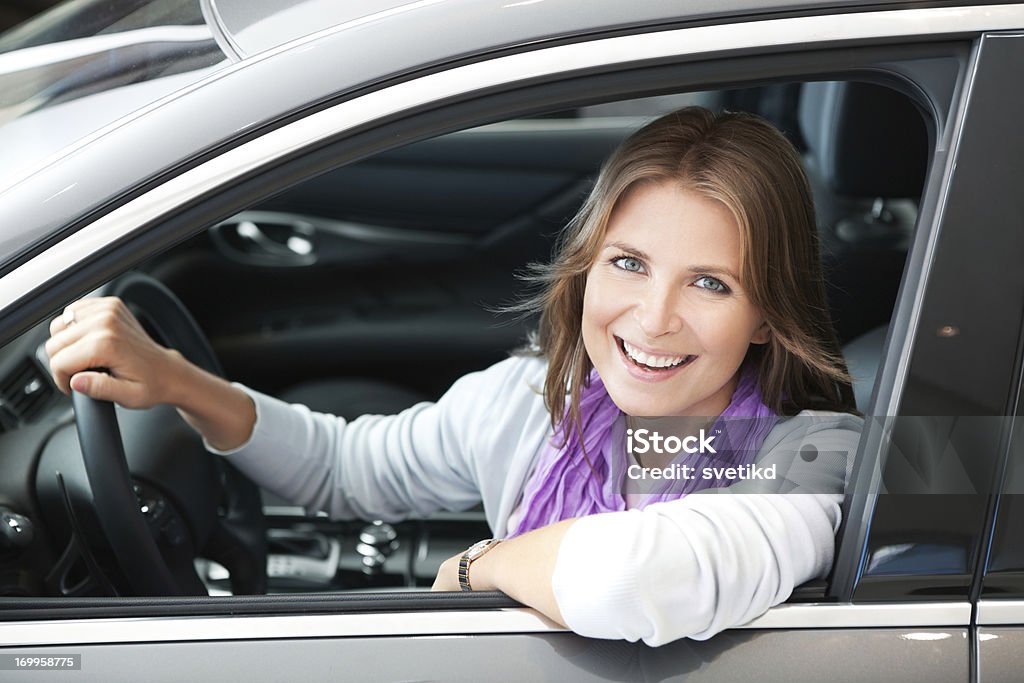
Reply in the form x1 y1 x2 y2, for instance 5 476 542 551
458 538 501 591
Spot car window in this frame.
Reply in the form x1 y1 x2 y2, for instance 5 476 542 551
971 36 1024 598
849 34 1024 601
0 78 935 602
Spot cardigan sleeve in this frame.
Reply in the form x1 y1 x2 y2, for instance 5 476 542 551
550 416 860 647
213 356 538 521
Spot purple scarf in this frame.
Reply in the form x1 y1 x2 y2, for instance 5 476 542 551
506 362 777 538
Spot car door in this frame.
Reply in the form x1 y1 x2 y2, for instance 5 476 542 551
830 29 1024 683
1 5 1022 682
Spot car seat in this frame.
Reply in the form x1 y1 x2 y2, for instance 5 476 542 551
799 80 928 349
797 80 929 415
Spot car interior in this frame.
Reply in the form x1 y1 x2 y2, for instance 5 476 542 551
0 77 930 599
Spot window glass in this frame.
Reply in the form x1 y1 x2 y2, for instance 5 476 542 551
855 38 1024 600
0 0 229 190
977 36 1024 597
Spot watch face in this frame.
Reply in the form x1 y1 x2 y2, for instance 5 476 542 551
466 540 492 560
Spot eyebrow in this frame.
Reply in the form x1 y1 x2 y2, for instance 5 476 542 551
602 241 740 282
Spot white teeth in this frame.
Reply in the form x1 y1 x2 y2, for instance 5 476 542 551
621 340 690 369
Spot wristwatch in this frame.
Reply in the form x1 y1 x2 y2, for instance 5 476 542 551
458 538 501 591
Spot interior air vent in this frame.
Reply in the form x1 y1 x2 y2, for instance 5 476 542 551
0 358 56 427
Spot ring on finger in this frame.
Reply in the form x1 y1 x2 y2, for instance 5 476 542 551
62 308 76 327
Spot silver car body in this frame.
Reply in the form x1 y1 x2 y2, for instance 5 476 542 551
0 1 1022 680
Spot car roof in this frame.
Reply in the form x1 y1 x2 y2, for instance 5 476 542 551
210 0 957 57
207 0 1020 61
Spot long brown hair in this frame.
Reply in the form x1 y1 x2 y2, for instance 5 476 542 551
518 107 856 437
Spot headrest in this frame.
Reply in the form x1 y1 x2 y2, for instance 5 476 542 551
799 81 928 198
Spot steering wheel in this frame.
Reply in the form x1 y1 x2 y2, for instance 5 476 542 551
70 272 266 596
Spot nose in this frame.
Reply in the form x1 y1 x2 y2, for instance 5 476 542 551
633 281 683 338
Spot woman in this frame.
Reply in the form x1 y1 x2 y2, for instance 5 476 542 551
45 107 862 646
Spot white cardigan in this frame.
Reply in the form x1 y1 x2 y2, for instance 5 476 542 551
215 354 862 646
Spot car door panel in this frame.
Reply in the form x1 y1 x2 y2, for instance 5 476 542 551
149 124 632 396
0 626 969 683
977 627 1024 683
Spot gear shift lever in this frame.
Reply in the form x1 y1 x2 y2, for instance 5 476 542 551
356 521 399 575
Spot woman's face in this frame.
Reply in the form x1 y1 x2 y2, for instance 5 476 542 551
582 181 770 417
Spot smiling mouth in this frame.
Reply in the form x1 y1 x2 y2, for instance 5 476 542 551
617 337 697 371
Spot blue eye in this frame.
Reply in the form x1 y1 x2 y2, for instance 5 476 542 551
613 256 645 273
694 275 728 293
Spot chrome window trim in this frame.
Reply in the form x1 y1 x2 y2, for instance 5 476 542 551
742 601 971 630
1 5 1023 313
0 602 972 646
977 600 1024 625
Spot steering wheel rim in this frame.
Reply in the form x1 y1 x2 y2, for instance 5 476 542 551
71 272 266 596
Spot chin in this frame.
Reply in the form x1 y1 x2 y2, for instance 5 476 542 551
603 385 677 417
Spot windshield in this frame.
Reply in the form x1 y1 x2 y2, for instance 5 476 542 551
0 0 229 190
0 0 422 194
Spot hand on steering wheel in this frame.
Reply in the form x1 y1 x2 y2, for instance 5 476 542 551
46 296 185 409
41 273 266 597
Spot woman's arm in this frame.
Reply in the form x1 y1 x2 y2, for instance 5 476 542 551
209 354 547 522
431 518 577 627
434 492 840 644
45 297 257 450
435 420 860 646
550 493 841 645
48 297 552 525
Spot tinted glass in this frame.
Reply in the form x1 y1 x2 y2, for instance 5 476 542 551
0 0 228 190
855 34 1024 601
0 0 204 52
